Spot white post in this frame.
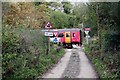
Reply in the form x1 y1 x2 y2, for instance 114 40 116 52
86 35 89 45
85 31 89 45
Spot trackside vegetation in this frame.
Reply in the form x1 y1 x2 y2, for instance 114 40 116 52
2 27 65 79
84 39 120 79
83 2 120 79
2 2 120 79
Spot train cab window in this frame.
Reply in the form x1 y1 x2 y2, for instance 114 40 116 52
66 33 70 37
73 33 75 37
58 33 64 37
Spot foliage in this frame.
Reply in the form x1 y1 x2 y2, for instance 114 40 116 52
84 37 120 79
84 2 120 78
2 2 66 79
96 2 120 51
85 43 120 79
2 2 50 29
67 15 74 28
2 29 21 79
73 2 98 37
2 27 65 79
102 31 120 52
92 58 111 78
50 11 69 29
2 1 120 79
62 2 72 14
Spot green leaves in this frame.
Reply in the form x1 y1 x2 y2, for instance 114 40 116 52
102 31 120 52
2 28 65 79
50 11 69 28
2 32 20 54
62 2 72 14
3 2 50 29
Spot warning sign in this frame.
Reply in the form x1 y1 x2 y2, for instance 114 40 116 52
84 31 89 35
45 22 52 29
84 28 91 31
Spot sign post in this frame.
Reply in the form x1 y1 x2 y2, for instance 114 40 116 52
48 29 50 52
84 28 91 45
45 21 52 54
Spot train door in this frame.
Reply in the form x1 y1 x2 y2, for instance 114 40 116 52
71 31 80 44
65 32 71 43
71 32 76 43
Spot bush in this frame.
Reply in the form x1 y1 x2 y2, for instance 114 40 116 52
90 39 100 52
102 31 120 52
2 28 65 79
84 32 120 79
2 30 21 79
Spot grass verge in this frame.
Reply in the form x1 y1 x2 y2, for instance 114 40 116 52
84 45 119 79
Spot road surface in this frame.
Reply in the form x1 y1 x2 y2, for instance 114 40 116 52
42 46 99 78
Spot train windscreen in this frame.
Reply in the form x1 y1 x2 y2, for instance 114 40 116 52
58 33 64 37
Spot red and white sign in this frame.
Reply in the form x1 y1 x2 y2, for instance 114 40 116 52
85 31 89 35
84 28 91 31
54 32 58 37
45 22 52 29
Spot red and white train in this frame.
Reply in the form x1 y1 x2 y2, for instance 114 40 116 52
42 28 82 48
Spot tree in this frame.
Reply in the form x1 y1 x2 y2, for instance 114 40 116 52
98 2 120 52
73 2 98 37
2 2 50 29
62 2 72 14
50 11 69 29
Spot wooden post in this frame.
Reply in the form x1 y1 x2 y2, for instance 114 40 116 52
45 21 52 54
48 28 50 52
46 29 50 55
